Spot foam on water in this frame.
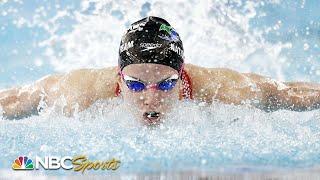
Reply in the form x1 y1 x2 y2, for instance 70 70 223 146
1 0 320 176
1 98 320 175
1 0 319 87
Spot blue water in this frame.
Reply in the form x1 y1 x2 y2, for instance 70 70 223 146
1 0 320 176
1 0 320 88
1 100 320 176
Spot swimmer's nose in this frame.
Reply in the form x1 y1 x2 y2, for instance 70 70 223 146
143 90 160 106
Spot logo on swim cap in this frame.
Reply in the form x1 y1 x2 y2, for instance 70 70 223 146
159 24 179 42
159 24 172 34
140 43 162 51
119 16 184 72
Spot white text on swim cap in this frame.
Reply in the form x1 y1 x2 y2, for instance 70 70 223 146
127 21 147 33
120 41 134 53
169 44 184 58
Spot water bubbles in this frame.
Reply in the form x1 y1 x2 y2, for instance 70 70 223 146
241 38 247 44
201 158 207 165
0 0 8 4
11 49 18 55
0 105 3 120
2 11 7 16
1 98 320 173
40 144 50 152
305 26 310 35
303 43 309 51
1 0 320 173
301 0 306 8
34 58 43 67
273 20 282 30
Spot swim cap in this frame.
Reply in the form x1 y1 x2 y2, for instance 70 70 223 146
118 16 184 72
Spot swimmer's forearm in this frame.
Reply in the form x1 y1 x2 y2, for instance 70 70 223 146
263 82 320 111
0 74 62 119
282 85 320 111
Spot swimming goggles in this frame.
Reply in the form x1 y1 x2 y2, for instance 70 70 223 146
120 73 179 92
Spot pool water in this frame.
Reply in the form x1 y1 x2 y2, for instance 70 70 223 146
1 99 320 176
1 0 320 177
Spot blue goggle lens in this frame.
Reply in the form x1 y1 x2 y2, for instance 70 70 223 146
157 79 178 91
123 74 179 92
126 81 145 92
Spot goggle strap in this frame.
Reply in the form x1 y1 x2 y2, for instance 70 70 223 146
179 63 185 77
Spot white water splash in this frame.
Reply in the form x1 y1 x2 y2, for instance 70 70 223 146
1 0 320 175
4 0 292 81
1 99 320 174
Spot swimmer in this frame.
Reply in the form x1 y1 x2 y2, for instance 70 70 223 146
1 16 320 124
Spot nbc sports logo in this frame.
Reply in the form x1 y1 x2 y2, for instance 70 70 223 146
10 155 121 173
12 156 34 170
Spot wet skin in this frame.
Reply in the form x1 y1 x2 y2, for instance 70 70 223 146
119 64 180 125
1 63 320 123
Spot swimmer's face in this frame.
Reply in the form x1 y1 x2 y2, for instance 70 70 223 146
119 63 181 125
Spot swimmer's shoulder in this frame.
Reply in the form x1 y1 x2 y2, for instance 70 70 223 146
85 67 118 99
49 67 117 99
184 64 252 102
184 63 239 81
183 64 223 102
59 67 117 84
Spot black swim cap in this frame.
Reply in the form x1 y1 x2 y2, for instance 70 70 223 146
118 16 184 72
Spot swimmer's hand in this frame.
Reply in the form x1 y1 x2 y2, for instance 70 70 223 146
0 86 42 119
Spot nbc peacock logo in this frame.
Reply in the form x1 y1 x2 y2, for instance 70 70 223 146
12 156 34 170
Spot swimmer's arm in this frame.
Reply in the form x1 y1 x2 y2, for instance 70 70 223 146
246 73 320 111
0 67 118 119
185 64 320 112
0 74 62 119
186 64 264 105
222 71 320 112
55 67 118 116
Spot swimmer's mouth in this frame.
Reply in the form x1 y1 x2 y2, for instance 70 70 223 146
143 111 160 124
